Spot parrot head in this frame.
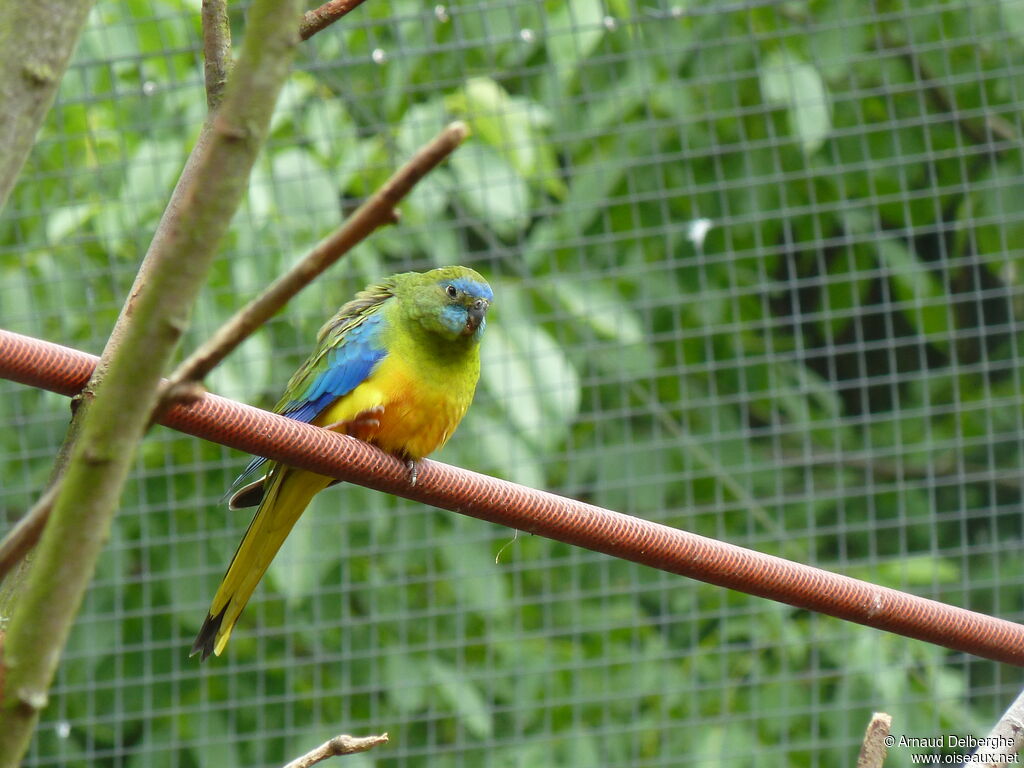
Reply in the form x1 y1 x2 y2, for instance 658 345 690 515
397 266 493 343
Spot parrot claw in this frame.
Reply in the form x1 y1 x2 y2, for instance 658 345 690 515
406 459 420 486
324 405 385 434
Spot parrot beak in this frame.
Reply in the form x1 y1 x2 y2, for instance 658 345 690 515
465 298 489 334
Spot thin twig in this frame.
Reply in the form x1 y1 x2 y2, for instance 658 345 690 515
282 733 388 768
0 485 58 584
162 120 468 396
300 0 370 40
202 0 232 110
973 689 1024 766
857 712 892 768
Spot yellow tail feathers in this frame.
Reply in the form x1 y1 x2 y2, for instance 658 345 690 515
191 468 333 660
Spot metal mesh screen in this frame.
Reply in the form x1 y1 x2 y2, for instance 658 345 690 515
3 0 1024 764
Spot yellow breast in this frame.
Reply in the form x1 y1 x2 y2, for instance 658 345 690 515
313 349 477 461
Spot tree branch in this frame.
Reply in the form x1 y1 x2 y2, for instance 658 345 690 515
0 485 58 585
45 0 374 491
9 0 380 592
202 0 232 110
973 689 1024 766
0 0 304 761
0 122 467 577
163 120 468 396
0 0 98 210
300 0 371 40
857 712 892 768
282 733 388 768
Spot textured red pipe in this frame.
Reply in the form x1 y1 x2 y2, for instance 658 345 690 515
3 326 1024 665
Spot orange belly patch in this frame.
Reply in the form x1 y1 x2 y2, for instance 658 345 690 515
313 353 471 461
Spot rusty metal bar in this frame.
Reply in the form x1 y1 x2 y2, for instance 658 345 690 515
3 327 1023 666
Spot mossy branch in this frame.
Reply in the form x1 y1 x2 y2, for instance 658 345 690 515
0 0 97 210
0 0 304 762
202 0 232 110
47 0 371 486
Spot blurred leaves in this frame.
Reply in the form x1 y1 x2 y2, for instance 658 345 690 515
759 49 832 154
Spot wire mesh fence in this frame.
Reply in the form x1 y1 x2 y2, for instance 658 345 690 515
2 0 1024 765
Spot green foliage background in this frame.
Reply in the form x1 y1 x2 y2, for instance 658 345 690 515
2 0 1024 765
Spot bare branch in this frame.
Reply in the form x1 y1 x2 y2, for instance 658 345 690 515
973 689 1024 766
162 121 468 394
0 484 58 584
282 733 388 768
300 0 370 40
857 713 892 768
0 0 97 210
202 0 232 110
0 0 304 760
46 0 370 486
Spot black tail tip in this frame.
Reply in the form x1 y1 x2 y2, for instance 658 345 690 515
190 605 228 662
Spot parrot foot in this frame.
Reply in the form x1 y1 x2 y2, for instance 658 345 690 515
406 459 420 486
324 405 385 434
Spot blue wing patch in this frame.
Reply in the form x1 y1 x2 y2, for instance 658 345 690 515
226 313 387 496
280 313 387 422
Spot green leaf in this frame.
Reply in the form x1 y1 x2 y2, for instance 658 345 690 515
383 654 430 714
480 289 581 450
441 521 509 615
807 3 871 82
544 0 608 85
121 139 185 216
818 246 874 338
429 661 493 739
45 203 97 244
999 0 1024 43
446 77 565 198
270 148 340 234
396 101 456 221
449 142 530 237
523 130 645 267
876 235 953 347
443 410 548 489
181 712 244 768
205 327 274 403
547 277 645 346
851 556 960 587
957 156 1024 282
305 97 358 166
760 49 831 154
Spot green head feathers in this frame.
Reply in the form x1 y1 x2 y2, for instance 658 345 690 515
390 266 493 343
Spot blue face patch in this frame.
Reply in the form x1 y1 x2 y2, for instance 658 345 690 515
448 277 493 301
440 304 468 335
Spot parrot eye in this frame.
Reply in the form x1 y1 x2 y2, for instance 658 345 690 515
445 284 458 299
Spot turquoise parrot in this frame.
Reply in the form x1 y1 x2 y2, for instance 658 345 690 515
191 266 493 660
